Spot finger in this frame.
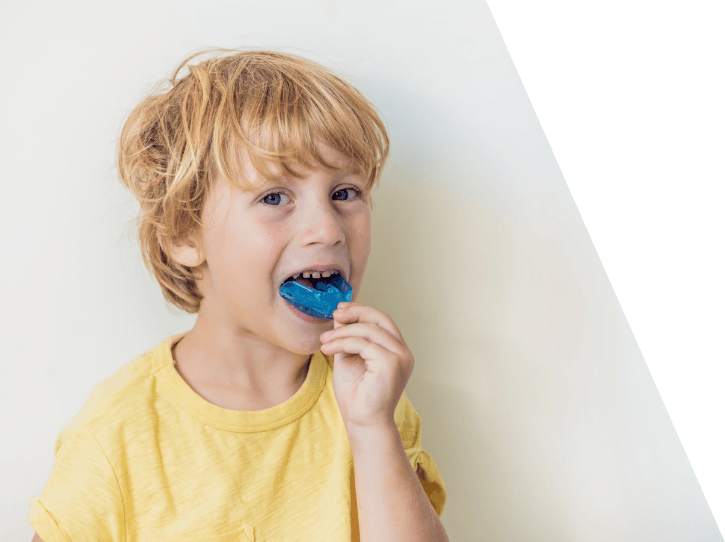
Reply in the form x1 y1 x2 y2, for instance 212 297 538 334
320 322 407 358
320 336 393 370
332 304 406 346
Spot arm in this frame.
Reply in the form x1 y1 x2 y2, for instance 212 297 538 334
31 533 44 542
320 302 448 540
348 422 449 542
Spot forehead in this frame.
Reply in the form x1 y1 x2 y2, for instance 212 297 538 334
242 141 354 190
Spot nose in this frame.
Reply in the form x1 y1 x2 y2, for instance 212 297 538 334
298 196 346 247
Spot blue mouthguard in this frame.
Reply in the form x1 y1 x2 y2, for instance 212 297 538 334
279 273 353 319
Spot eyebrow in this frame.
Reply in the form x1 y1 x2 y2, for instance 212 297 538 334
250 174 289 190
249 166 362 192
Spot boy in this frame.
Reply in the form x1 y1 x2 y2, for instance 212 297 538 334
28 49 448 542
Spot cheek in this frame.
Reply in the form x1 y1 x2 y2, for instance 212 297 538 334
248 226 289 282
356 204 372 248
350 207 372 270
208 226 276 291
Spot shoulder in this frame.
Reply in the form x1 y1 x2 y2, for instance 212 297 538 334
54 336 170 455
30 421 126 542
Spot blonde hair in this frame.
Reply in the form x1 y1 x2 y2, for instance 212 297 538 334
117 48 390 314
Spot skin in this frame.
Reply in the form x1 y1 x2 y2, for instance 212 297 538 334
166 142 373 409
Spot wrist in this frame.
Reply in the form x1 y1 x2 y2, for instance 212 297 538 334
345 419 399 449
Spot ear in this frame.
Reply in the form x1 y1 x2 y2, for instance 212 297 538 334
159 234 205 268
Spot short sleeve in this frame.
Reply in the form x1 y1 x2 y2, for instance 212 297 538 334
28 424 125 542
394 391 447 517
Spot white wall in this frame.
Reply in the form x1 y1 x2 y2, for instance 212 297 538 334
1 0 720 540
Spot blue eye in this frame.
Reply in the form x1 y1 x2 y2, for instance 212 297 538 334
332 187 362 201
261 187 362 206
262 192 291 206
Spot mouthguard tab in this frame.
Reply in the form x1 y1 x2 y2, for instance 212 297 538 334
279 274 353 319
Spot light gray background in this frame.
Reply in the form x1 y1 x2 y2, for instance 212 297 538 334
1 0 721 540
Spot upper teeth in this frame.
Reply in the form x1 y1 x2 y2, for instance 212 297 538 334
292 269 340 280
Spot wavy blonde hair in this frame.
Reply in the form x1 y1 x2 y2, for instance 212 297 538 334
117 48 390 314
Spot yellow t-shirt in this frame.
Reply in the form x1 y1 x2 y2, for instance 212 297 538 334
28 332 446 542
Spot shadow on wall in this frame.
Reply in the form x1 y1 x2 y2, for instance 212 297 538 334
362 177 580 539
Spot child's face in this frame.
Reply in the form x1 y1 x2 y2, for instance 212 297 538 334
193 142 372 354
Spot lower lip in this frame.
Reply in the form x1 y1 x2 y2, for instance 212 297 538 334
283 298 329 323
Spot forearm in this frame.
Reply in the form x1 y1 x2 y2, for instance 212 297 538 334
347 422 449 542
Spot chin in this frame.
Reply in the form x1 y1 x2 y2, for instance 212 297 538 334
279 331 325 354
287 344 322 356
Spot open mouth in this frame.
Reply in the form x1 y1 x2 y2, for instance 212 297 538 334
279 271 353 320
282 273 338 291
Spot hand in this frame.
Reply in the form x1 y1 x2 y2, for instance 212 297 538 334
319 302 415 433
